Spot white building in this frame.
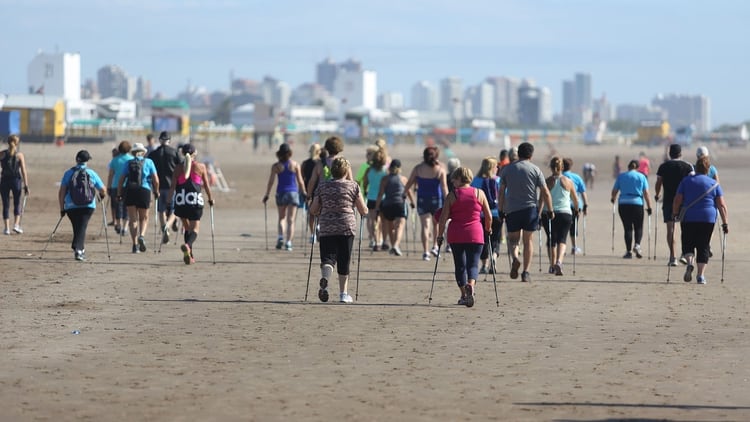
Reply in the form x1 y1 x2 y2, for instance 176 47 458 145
377 92 404 111
27 51 81 101
439 77 463 113
333 69 377 111
652 93 711 133
410 81 438 111
486 76 519 123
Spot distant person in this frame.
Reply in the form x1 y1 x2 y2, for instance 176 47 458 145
446 157 461 194
498 142 553 283
106 140 133 235
117 143 159 254
145 133 158 154
654 144 693 266
672 156 728 284
582 162 596 189
0 135 29 235
306 136 353 199
404 146 449 261
58 150 107 261
262 143 306 251
696 146 720 182
363 146 388 251
300 143 321 243
637 151 651 177
612 155 622 179
611 160 653 259
562 158 588 255
147 131 182 244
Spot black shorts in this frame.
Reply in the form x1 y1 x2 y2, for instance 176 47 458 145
175 205 203 221
381 203 407 221
125 187 152 209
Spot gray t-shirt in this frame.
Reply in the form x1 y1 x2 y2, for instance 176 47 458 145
500 159 546 214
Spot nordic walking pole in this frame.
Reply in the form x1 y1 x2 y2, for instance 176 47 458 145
153 197 159 253
355 216 364 301
653 206 659 260
40 214 65 259
304 216 318 301
547 214 553 273
487 237 500 307
264 202 269 250
721 230 726 283
538 220 542 272
98 197 107 237
647 211 652 260
101 197 111 261
404 206 410 257
611 202 616 253
19 190 28 227
210 204 216 264
428 243 441 304
572 214 577 275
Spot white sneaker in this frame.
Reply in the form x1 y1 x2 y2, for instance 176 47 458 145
392 247 402 256
422 253 431 261
13 225 23 234
3 228 9 235
339 293 353 303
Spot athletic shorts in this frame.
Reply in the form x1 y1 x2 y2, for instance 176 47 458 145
125 187 152 209
505 206 539 233
175 205 203 221
157 188 175 213
319 234 354 276
417 195 442 216
367 199 378 211
381 203 407 221
662 205 676 223
275 191 299 207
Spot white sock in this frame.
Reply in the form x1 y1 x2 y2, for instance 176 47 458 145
321 264 333 281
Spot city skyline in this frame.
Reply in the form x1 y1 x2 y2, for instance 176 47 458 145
1 0 748 125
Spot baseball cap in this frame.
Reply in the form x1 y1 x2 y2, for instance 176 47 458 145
75 150 91 163
696 146 709 158
181 143 196 155
389 159 402 169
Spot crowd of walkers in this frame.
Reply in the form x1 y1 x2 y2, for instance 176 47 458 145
0 131 731 304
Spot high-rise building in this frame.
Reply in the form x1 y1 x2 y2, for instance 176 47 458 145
378 92 404 111
410 81 438 111
561 72 593 127
615 104 666 122
333 69 377 110
439 77 463 113
486 76 519 123
575 72 592 110
651 93 711 132
466 82 494 119
27 51 81 100
97 65 132 99
135 77 151 101
315 57 338 93
518 80 552 126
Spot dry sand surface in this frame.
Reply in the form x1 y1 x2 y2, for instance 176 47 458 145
1 138 749 421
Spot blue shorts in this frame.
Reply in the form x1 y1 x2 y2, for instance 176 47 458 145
276 191 300 207
157 188 174 213
505 206 539 233
417 195 442 216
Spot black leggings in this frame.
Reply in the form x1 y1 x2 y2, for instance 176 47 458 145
67 207 94 252
680 222 714 264
480 216 502 260
0 178 22 219
319 234 354 275
618 204 644 252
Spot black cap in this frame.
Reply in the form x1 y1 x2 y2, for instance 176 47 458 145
159 131 170 141
277 143 291 154
389 159 402 169
76 150 91 163
181 143 196 155
668 144 682 158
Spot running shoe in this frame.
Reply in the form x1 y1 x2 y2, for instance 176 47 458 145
464 284 475 308
479 266 488 274
75 250 85 261
275 238 284 250
339 293 353 303
697 275 707 285
667 257 678 267
623 252 633 259
683 264 694 282
633 244 643 259
3 228 9 235
392 247 403 257
521 271 531 283
318 278 329 302
114 225 121 235
171 221 179 232
285 241 293 251
380 244 389 252
548 265 555 274
430 246 440 257
372 245 380 252
132 244 139 254
422 253 431 261
554 263 563 276
679 256 688 265
13 225 23 234
137 236 147 252
181 244 192 265
162 225 170 244
457 297 467 306
510 258 521 279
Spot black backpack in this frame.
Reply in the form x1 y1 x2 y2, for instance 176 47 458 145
69 166 95 205
126 159 144 189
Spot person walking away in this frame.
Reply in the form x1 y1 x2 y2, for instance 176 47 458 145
58 150 106 261
145 133 158 154
583 162 596 189
300 143 321 243
470 157 501 274
106 141 133 235
168 144 215 264
672 156 728 284
654 144 693 266
404 146 449 261
696 146 720 183
0 135 29 234
540 157 578 275
147 131 182 244
363 146 388 251
309 157 368 303
498 142 553 283
262 143 306 251
374 159 414 257
562 158 589 255
611 160 653 259
612 155 621 180
117 143 159 253
306 136 352 198
437 167 492 307
637 151 651 177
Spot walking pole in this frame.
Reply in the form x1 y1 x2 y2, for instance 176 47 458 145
538 220 542 272
153 197 159 253
428 243 441 305
582 214 586 256
404 206 410 257
611 202 616 253
355 216 364 301
547 214 553 273
19 191 28 226
721 231 726 283
98 197 107 237
101 198 111 261
572 215 577 275
40 214 65 260
653 206 659 260
487 238 500 307
411 211 417 256
304 216 318 301
264 202 269 250
303 207 308 255
210 205 216 265
647 211 652 260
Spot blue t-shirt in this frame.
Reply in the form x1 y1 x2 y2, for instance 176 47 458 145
708 165 718 180
676 174 723 223
121 156 158 191
470 175 500 217
563 170 586 210
60 165 105 210
613 170 649 206
108 153 134 189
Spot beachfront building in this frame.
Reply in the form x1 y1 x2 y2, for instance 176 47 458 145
27 51 81 101
410 81 439 112
485 76 520 124
561 72 593 128
652 93 711 133
333 69 377 111
98 65 136 100
518 80 553 127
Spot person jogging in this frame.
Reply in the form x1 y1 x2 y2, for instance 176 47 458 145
374 159 414 257
0 135 29 235
654 144 694 266
106 140 133 235
437 166 492 307
58 150 107 261
562 158 589 254
117 142 159 254
540 157 578 275
147 131 182 244
470 156 501 274
404 146 449 261
310 157 368 304
498 142 553 283
262 143 306 251
611 159 653 259
167 144 214 265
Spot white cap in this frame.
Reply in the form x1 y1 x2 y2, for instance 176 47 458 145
696 146 709 158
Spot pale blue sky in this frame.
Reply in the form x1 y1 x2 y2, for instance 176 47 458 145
1 0 748 126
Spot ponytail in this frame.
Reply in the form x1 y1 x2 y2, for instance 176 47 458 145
7 135 19 156
184 152 193 179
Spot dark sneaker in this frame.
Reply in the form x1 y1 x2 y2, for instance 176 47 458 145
697 275 707 285
318 278 329 302
521 271 531 283
457 296 467 306
132 244 139 254
683 264 694 282
554 263 563 276
181 244 192 265
623 252 633 259
137 236 147 252
275 239 284 250
548 265 555 274
162 226 170 244
510 258 521 279
667 257 678 266
171 220 179 232
479 266 487 274
464 284 475 308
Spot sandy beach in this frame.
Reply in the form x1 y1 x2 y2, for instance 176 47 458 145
1 137 748 421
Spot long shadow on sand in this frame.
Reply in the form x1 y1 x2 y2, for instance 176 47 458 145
138 298 457 308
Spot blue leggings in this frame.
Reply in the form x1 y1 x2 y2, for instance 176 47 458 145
0 178 22 219
449 243 483 287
